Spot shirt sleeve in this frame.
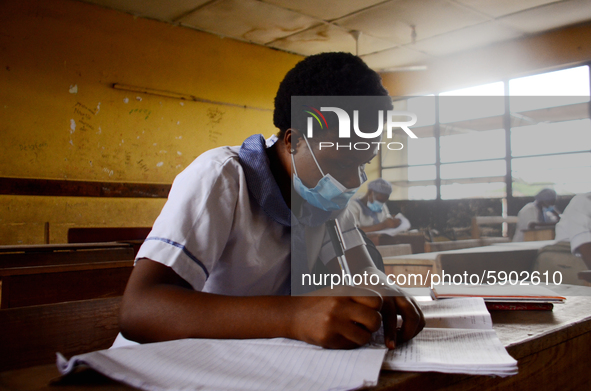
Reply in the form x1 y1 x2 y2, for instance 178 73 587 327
382 203 392 219
345 200 363 227
136 149 240 290
556 194 591 254
518 203 540 226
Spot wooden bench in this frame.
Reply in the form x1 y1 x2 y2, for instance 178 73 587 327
0 242 134 269
0 297 121 371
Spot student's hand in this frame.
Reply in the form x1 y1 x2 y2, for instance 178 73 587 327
382 217 401 229
379 289 425 349
289 286 383 349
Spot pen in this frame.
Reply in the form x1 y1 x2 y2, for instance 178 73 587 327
326 219 353 285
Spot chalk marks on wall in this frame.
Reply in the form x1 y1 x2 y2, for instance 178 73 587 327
207 107 225 144
136 159 149 173
72 102 97 133
19 142 48 164
129 108 151 120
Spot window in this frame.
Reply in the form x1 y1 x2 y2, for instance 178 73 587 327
382 96 437 200
381 65 591 200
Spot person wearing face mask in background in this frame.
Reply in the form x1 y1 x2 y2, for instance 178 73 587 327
115 52 425 352
346 178 411 236
513 188 561 242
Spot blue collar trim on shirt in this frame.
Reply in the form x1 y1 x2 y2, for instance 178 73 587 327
239 134 291 227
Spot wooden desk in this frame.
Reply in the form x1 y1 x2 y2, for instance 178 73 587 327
367 232 426 254
371 284 591 390
523 228 555 242
2 286 589 391
382 241 552 287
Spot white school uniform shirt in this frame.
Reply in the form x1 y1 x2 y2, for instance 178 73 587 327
555 193 591 254
112 134 364 348
347 198 391 228
513 202 540 242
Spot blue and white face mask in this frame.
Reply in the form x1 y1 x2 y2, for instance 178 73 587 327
292 135 366 211
367 199 384 213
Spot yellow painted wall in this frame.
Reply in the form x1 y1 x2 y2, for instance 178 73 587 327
381 22 591 96
0 0 302 244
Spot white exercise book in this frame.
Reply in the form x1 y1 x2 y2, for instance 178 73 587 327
57 337 387 391
57 298 517 390
377 297 518 377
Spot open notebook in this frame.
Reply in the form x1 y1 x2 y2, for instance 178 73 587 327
58 298 517 391
377 297 518 376
58 338 387 391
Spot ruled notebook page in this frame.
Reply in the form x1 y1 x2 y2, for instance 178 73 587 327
375 298 518 377
57 338 387 391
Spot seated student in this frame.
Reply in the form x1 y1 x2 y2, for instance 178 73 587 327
535 192 591 285
116 53 425 351
346 178 411 234
513 188 560 242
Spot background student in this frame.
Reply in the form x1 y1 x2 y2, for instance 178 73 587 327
513 188 560 242
347 178 411 234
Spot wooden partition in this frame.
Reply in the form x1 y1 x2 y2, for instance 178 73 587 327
0 242 135 309
0 297 121 371
0 261 132 309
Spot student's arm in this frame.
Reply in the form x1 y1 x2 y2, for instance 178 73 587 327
359 217 401 233
326 245 426 349
120 258 385 349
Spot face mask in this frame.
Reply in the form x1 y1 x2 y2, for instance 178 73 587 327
542 206 555 222
367 199 384 213
292 135 366 211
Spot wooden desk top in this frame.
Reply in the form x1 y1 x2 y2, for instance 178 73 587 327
2 285 590 391
382 240 555 265
0 242 132 254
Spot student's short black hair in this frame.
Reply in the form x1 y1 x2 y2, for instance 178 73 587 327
273 52 391 137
